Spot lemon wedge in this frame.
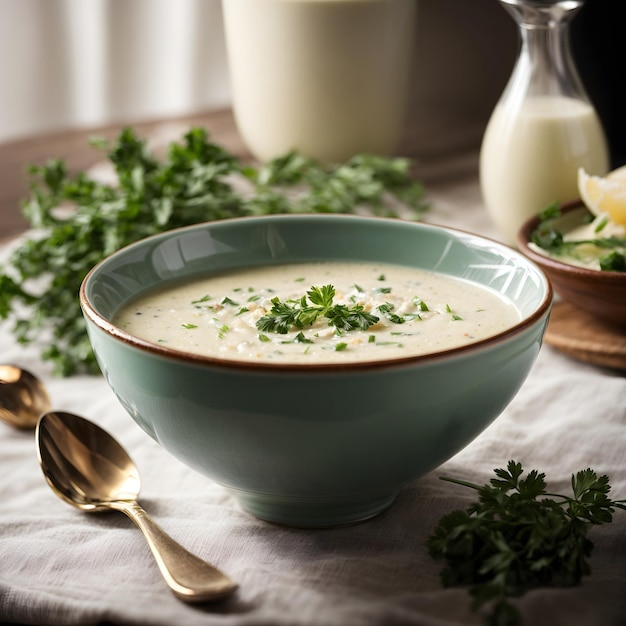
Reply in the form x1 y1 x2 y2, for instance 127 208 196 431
578 167 626 226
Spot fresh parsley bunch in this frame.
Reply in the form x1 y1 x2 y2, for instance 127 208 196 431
428 461 626 626
0 127 427 376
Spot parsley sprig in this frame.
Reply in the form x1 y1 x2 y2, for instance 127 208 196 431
256 285 379 334
0 127 427 375
428 460 626 626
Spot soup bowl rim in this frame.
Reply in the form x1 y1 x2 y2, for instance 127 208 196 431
80 214 553 373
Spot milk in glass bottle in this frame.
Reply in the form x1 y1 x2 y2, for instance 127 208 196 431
480 0 609 245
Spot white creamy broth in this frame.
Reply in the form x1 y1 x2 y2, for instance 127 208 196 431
114 262 521 364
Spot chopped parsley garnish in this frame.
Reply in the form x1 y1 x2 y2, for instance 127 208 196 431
403 313 423 321
414 297 429 312
191 295 212 304
181 323 197 329
445 304 463 320
281 331 314 345
377 302 405 324
256 285 379 334
221 297 239 306
294 331 312 344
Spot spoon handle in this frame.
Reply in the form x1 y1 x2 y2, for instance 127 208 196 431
108 499 237 602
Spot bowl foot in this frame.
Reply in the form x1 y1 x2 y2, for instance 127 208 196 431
231 489 399 528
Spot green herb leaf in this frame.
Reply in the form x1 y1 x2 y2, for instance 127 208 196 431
600 250 626 271
191 295 212 304
428 461 626 625
294 331 313 344
256 284 379 335
221 296 239 306
530 203 626 272
307 285 335 308
377 302 405 324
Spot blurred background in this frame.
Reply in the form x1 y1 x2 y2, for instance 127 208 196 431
1 0 625 196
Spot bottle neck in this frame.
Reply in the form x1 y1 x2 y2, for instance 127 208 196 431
501 1 589 104
519 21 586 99
499 0 585 27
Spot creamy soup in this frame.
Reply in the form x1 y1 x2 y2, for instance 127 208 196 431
114 262 521 364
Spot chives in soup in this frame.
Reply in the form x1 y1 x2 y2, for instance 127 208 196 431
114 262 521 364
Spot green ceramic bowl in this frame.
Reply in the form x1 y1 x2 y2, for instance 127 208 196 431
80 215 552 527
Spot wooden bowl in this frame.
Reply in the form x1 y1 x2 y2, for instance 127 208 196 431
517 201 626 330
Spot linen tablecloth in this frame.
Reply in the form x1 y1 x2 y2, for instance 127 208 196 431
1 158 625 626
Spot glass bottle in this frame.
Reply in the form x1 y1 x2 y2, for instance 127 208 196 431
479 0 609 245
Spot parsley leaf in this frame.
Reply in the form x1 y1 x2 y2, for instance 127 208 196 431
248 151 428 217
256 284 379 335
428 461 626 626
256 298 301 335
325 303 379 331
307 285 336 309
377 302 405 324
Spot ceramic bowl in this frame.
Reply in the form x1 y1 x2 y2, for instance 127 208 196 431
517 201 626 329
80 215 552 527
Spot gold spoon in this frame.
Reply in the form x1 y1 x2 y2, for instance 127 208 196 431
36 410 238 603
0 364 51 429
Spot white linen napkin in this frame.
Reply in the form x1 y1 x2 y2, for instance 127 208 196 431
1 173 625 626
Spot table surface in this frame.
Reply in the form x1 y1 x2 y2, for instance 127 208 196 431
0 109 625 626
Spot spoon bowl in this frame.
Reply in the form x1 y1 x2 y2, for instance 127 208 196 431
37 410 141 509
36 410 237 603
0 364 51 429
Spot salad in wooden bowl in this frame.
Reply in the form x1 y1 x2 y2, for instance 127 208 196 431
517 166 626 329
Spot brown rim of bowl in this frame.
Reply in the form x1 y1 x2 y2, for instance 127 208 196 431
79 216 553 374
517 199 626 285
